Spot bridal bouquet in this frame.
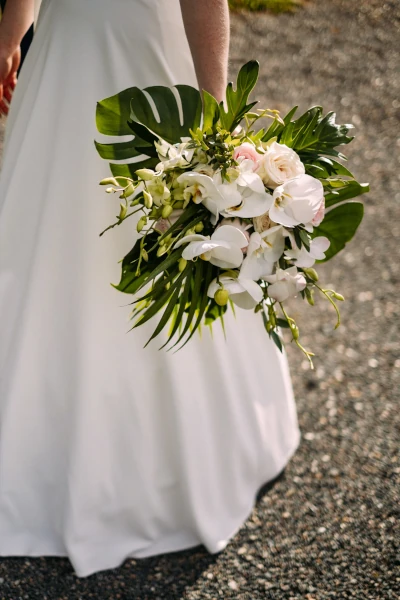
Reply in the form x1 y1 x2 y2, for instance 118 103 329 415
95 61 368 363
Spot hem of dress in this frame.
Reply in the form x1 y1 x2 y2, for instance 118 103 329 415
0 433 301 578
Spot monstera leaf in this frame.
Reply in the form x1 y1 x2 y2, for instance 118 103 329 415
95 84 202 179
313 202 364 261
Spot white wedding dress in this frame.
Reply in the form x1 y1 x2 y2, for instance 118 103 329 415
0 0 300 578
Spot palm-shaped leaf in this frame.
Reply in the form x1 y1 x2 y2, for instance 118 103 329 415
95 84 202 178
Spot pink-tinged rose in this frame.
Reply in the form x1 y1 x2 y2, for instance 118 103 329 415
155 209 183 234
311 196 325 226
233 143 261 170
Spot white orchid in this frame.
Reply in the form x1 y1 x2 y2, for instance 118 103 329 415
264 266 307 302
174 225 248 269
208 276 263 310
221 159 273 219
240 225 286 280
155 139 195 171
285 236 330 267
269 174 325 229
177 171 241 224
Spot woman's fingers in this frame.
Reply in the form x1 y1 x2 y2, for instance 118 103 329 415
3 84 13 104
0 99 9 116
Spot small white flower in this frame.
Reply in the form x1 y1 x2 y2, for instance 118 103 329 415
146 176 171 206
208 276 263 310
264 266 307 302
256 142 305 189
285 236 330 267
240 226 286 280
156 139 195 171
269 174 325 228
174 225 249 269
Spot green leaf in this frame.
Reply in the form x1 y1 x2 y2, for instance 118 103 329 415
96 87 138 136
276 318 291 329
313 202 364 261
219 61 260 132
202 91 220 132
161 265 194 349
172 259 205 347
270 330 283 353
94 139 144 161
110 159 158 180
143 266 190 344
261 106 298 143
305 156 354 179
112 268 150 295
277 106 354 157
130 85 202 144
96 84 202 179
205 302 228 326
324 181 370 208
177 262 215 349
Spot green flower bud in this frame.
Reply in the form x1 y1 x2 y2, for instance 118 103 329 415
118 203 127 220
290 324 300 340
135 168 155 181
178 258 187 272
214 288 229 306
162 205 173 219
165 282 171 290
157 245 168 257
141 248 149 262
332 292 345 301
100 177 120 187
303 267 319 282
122 182 137 199
106 187 115 194
305 288 315 306
143 190 153 209
137 216 147 233
194 222 204 233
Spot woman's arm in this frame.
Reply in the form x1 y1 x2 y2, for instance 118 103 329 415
180 0 230 103
0 0 34 114
0 0 34 55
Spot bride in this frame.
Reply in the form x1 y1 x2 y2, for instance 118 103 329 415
0 0 300 578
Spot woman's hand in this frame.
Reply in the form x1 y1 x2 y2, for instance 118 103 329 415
0 45 21 116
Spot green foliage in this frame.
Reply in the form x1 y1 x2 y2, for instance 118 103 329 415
229 0 303 12
272 106 354 159
95 84 202 178
218 60 260 132
313 202 364 261
95 61 368 351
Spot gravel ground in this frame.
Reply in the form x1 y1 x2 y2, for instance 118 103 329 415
0 0 399 598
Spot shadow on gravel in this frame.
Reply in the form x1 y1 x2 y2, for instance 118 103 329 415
0 475 285 599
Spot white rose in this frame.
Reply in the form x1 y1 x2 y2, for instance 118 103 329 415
256 142 305 189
